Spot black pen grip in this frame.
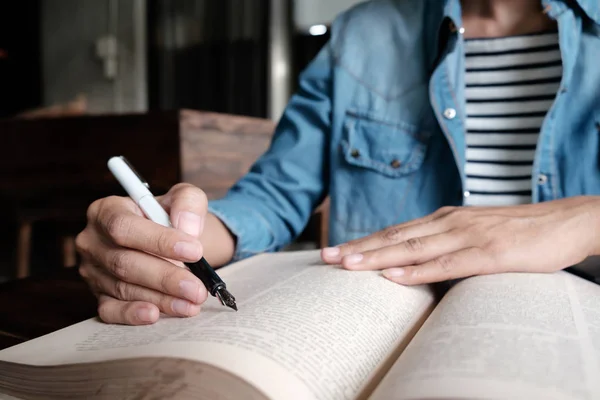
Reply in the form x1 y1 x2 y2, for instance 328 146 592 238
185 257 224 295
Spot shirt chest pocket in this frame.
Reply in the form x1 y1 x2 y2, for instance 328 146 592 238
334 112 431 234
340 112 429 177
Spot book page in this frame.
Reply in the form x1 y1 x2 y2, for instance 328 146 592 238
0 250 435 400
370 271 600 400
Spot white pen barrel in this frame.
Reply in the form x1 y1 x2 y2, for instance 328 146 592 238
139 195 172 228
107 156 152 203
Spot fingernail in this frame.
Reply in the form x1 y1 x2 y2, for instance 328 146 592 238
174 242 202 261
383 268 405 278
180 280 202 303
136 307 157 323
177 211 203 237
344 253 363 266
322 247 340 258
172 299 193 315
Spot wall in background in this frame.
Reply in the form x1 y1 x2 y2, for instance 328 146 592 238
293 0 365 31
148 0 269 118
41 0 147 114
1 0 353 121
147 0 345 121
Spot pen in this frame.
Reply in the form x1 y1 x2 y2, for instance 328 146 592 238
107 155 238 311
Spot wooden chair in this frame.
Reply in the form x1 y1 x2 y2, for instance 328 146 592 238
0 110 328 279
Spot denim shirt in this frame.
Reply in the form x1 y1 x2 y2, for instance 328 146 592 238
208 0 600 261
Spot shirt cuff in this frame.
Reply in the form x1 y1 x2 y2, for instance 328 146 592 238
208 198 277 262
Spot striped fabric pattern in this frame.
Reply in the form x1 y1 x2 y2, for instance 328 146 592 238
463 32 562 206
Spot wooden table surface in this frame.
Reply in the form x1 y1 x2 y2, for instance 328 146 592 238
0 267 97 351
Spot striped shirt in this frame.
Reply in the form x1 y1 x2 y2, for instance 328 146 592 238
463 32 562 206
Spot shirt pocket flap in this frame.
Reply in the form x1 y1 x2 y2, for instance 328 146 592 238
341 113 429 178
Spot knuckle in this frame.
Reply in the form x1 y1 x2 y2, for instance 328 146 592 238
155 230 177 256
381 226 403 244
445 207 469 224
114 279 130 300
404 237 425 253
105 213 132 245
107 251 130 280
86 199 102 221
468 222 487 236
436 206 456 216
78 265 102 295
171 182 192 192
484 240 506 260
74 231 91 258
448 207 463 216
435 256 455 274
78 263 92 280
159 266 178 294
92 196 120 222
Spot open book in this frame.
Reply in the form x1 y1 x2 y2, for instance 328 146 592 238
1 250 599 400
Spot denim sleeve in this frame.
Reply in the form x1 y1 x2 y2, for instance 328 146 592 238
207 41 332 262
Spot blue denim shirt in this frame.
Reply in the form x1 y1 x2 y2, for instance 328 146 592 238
208 0 600 261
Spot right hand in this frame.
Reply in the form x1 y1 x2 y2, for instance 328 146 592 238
76 183 210 325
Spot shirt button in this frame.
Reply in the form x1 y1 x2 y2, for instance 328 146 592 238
463 191 470 198
390 159 401 169
351 149 360 158
537 174 548 184
443 108 456 120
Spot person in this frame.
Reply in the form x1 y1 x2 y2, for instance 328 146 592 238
76 0 600 325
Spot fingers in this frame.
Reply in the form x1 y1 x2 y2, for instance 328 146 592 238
97 294 160 325
340 230 468 271
83 263 202 320
382 247 491 285
159 183 208 238
78 232 207 305
87 196 204 263
100 246 208 304
78 183 210 326
322 207 457 264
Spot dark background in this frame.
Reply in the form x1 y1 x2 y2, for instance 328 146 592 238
0 0 330 276
0 1 43 118
1 0 329 119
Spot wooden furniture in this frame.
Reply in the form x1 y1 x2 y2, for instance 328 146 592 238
0 267 97 351
0 110 182 278
178 110 276 199
0 110 328 279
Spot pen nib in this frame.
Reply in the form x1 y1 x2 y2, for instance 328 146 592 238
215 287 238 311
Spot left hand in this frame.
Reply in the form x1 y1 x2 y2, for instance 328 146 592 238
321 196 600 285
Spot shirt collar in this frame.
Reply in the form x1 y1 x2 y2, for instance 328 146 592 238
565 0 600 25
442 0 463 30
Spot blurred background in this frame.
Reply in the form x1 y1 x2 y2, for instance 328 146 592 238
0 0 364 281
0 0 369 119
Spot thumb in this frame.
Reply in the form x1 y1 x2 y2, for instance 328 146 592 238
158 183 208 238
